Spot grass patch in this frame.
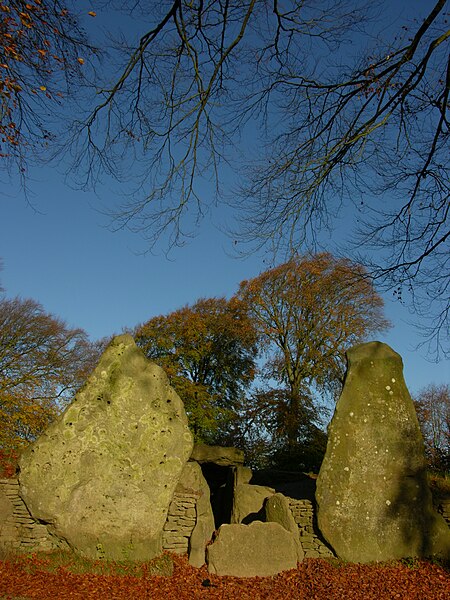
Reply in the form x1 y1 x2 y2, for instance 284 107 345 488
1 548 174 578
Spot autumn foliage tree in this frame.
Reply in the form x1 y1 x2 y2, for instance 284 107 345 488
134 297 258 443
414 383 450 474
238 253 390 467
0 296 100 475
0 1 95 168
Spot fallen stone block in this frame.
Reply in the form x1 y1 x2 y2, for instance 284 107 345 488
207 521 298 577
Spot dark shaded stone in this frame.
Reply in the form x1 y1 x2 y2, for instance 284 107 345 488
316 341 450 563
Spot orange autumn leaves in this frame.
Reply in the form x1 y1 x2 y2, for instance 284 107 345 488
0 1 95 157
1 549 449 599
0 296 101 475
135 253 389 447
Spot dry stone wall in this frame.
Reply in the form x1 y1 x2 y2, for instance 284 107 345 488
162 492 197 554
0 479 60 553
288 498 334 558
434 498 450 528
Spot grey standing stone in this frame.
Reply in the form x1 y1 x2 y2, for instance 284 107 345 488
19 334 193 561
316 341 450 563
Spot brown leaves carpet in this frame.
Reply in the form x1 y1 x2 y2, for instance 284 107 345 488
0 553 449 599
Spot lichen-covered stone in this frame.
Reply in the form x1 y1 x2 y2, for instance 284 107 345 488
316 341 450 563
264 493 304 561
19 334 193 561
231 483 274 524
207 521 298 577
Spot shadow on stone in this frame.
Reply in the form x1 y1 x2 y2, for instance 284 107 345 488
316 340 450 563
384 441 450 560
252 470 317 502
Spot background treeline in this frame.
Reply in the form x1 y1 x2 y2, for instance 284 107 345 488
1 253 448 476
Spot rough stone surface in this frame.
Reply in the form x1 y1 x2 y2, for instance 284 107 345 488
174 462 215 567
234 466 253 487
231 483 274 524
316 341 450 563
190 444 244 467
264 493 304 561
207 521 298 577
19 334 193 561
288 498 334 558
0 479 62 553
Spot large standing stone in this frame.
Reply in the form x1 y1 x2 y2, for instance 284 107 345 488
19 335 193 561
207 521 298 577
316 341 450 563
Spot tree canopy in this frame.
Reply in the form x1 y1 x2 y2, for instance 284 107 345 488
0 1 97 171
134 296 258 443
0 296 100 467
238 253 390 462
70 0 448 355
2 1 448 354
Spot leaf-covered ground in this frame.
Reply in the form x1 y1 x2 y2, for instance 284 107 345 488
0 553 449 599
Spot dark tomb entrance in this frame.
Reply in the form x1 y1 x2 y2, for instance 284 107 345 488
200 463 234 528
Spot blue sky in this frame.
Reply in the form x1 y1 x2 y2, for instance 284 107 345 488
1 0 448 399
1 165 448 398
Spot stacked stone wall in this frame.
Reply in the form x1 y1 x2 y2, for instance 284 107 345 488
3 476 447 560
162 492 197 554
288 498 334 558
0 479 59 553
434 498 450 528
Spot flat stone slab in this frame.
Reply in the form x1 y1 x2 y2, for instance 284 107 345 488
190 444 244 466
207 521 298 577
